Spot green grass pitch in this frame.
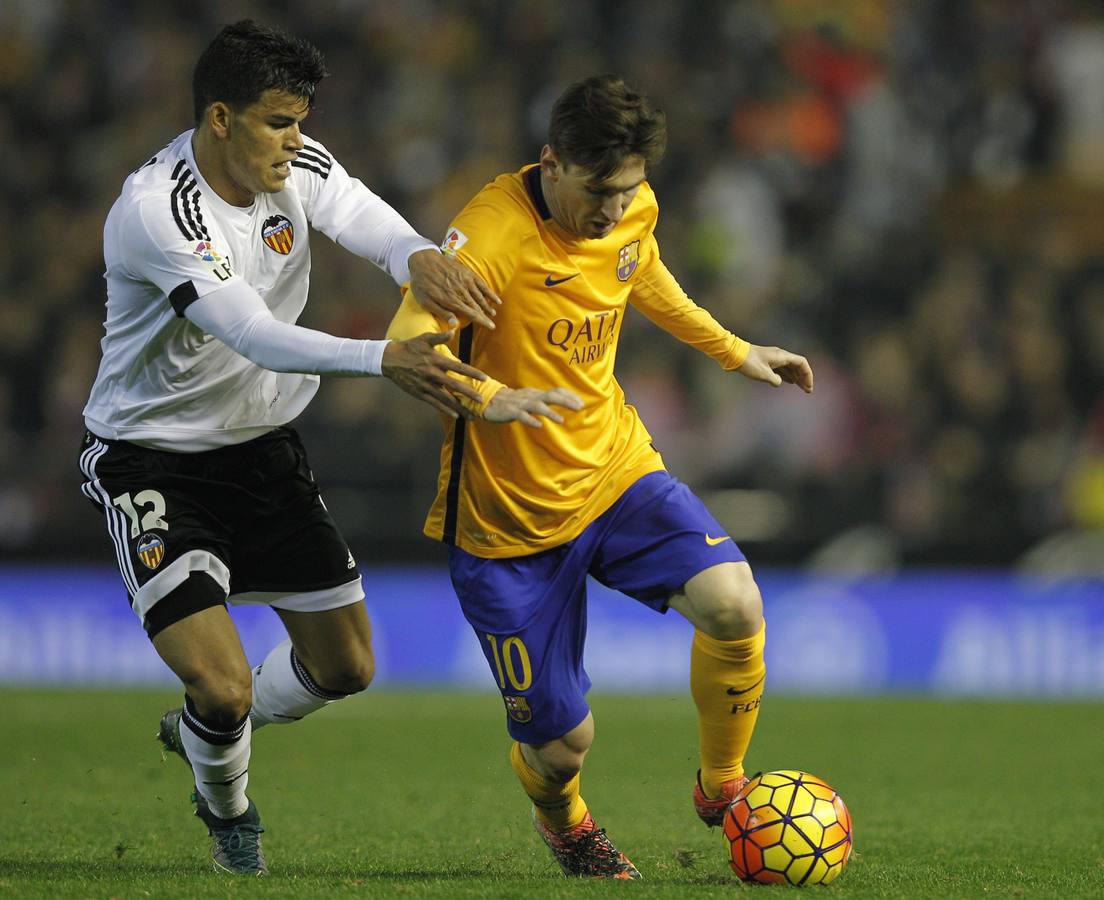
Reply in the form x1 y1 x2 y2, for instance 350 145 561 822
1 689 1100 898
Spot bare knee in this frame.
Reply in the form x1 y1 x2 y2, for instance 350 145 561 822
326 655 375 694
185 667 253 725
681 563 764 641
700 590 762 641
304 647 375 695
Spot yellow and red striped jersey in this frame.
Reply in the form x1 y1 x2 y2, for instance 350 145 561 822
387 165 749 558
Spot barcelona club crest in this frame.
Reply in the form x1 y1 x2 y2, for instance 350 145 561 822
261 214 294 255
616 240 640 281
136 533 165 570
503 695 532 724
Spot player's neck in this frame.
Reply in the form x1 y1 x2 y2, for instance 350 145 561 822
538 170 574 239
191 130 255 208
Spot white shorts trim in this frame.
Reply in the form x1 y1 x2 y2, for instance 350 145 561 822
80 436 141 597
134 550 232 623
230 576 364 613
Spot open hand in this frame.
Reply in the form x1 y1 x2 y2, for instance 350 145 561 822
484 387 584 428
409 250 500 330
382 330 489 419
738 345 814 393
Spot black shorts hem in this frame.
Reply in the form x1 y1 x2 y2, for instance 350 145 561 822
144 571 227 639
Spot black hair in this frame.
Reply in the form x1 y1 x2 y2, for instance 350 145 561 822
548 74 667 180
192 20 327 124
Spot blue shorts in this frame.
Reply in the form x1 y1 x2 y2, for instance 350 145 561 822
448 470 745 743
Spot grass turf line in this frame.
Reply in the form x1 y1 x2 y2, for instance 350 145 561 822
0 690 1100 898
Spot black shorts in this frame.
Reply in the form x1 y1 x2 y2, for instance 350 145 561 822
78 426 362 637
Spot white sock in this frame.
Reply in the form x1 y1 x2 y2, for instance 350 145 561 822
180 699 251 820
249 639 348 731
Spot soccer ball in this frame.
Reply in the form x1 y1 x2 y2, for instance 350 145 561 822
723 769 853 885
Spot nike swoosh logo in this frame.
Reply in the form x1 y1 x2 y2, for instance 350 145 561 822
705 534 732 546
726 676 765 696
544 273 580 287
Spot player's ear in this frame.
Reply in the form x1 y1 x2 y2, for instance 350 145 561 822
539 145 560 180
206 102 233 139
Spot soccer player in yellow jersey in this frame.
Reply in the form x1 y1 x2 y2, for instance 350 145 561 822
386 75 813 879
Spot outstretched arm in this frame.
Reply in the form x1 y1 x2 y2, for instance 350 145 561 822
630 258 751 370
631 257 813 392
183 279 491 419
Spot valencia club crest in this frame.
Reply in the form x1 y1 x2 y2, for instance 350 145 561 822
136 533 165 570
261 214 294 254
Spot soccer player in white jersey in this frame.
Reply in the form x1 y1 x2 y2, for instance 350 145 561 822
77 20 566 876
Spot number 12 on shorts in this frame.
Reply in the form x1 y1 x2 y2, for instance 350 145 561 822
112 489 169 537
484 633 533 691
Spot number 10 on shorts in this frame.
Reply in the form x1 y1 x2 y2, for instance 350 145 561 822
485 634 533 691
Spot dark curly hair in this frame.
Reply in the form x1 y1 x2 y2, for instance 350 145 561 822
192 20 328 124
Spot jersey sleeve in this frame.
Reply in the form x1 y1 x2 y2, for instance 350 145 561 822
386 188 523 413
629 237 750 370
437 191 523 296
122 195 242 316
292 136 436 286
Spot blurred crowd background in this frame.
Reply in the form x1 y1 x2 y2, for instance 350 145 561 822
2 0 1103 572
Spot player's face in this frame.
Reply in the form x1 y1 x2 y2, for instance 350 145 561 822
220 90 309 202
541 147 646 239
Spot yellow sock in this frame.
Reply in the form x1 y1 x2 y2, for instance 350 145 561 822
691 622 766 798
509 741 588 831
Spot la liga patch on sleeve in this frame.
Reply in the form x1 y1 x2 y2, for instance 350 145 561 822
441 228 468 256
191 240 234 281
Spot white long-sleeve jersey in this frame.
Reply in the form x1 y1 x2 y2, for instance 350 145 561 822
83 130 436 451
